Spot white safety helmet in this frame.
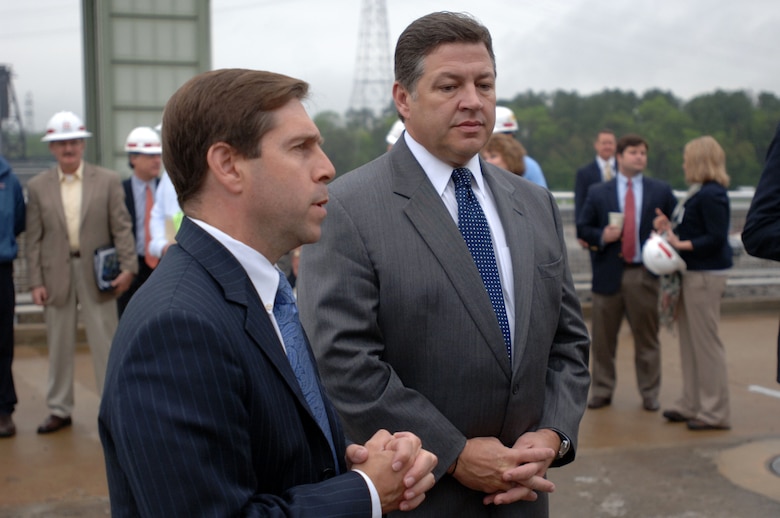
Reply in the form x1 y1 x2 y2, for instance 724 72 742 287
125 126 162 154
493 106 519 134
642 233 687 275
41 111 92 142
386 119 405 146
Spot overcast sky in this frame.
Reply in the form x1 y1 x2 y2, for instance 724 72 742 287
2 0 779 131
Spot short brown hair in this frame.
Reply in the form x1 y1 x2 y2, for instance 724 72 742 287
162 68 309 207
616 134 649 156
483 133 526 176
395 12 495 98
683 136 730 187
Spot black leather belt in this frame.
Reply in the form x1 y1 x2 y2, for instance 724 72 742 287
70 251 81 258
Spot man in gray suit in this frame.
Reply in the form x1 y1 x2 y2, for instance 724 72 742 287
298 11 590 517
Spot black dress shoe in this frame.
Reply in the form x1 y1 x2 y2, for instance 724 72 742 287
642 398 660 411
0 413 15 438
37 415 72 434
662 409 688 422
686 418 730 431
587 396 612 409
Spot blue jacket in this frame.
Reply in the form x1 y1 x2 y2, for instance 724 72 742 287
676 181 732 271
0 156 25 263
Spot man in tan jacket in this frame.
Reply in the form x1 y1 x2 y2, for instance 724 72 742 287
26 111 137 434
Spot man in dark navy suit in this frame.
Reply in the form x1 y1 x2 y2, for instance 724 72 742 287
574 129 617 248
99 69 437 517
742 121 780 383
117 126 161 316
577 134 677 412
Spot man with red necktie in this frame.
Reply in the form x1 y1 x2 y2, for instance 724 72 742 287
577 134 677 412
118 126 162 316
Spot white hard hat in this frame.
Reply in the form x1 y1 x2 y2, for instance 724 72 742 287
493 106 518 134
642 233 687 275
386 119 405 146
41 111 92 142
125 126 162 154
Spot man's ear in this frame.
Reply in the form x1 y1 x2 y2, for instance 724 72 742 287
393 82 412 121
206 142 243 195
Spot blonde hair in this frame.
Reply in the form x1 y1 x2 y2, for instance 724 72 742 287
683 136 730 187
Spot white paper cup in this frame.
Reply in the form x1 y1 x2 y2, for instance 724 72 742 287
609 211 624 229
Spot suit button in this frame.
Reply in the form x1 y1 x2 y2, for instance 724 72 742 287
321 467 336 480
512 384 520 395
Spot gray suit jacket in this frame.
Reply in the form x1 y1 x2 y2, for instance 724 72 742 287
26 163 137 306
298 138 590 517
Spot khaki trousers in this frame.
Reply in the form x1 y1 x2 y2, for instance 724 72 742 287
44 257 117 417
671 271 731 427
590 266 661 401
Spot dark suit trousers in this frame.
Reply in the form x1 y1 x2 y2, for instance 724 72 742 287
117 256 154 317
590 265 661 400
0 262 17 414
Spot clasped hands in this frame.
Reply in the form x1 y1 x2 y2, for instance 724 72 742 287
452 432 558 506
347 430 438 513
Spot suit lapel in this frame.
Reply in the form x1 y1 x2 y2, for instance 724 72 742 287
175 219 313 412
390 142 512 378
42 168 68 235
482 162 534 372
80 163 96 232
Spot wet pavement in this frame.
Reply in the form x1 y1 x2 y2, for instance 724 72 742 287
1 308 779 517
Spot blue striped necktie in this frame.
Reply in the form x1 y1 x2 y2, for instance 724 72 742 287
452 168 512 361
274 270 338 468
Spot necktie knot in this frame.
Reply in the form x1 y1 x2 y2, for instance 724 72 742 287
452 167 473 190
275 271 296 306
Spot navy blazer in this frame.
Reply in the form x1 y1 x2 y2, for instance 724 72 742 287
577 176 677 294
743 121 780 383
99 218 371 517
743 122 780 261
676 181 733 271
574 160 604 223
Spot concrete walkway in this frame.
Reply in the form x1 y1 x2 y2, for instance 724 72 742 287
1 309 780 517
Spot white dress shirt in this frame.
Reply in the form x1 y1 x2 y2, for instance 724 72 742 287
403 132 516 353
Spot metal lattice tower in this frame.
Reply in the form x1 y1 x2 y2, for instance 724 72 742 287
348 0 393 117
0 65 26 158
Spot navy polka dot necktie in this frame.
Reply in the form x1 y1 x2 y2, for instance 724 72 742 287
452 168 512 362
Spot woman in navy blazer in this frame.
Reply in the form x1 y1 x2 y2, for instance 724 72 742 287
654 136 733 431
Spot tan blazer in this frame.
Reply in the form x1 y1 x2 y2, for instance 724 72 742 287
26 163 137 306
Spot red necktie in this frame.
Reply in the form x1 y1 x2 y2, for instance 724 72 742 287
622 178 636 263
144 185 159 269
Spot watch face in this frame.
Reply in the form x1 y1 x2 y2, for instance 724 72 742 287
558 438 570 458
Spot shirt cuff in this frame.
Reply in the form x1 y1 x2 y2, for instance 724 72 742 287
352 469 381 518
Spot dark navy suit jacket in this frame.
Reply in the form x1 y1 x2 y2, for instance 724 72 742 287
743 121 780 382
574 160 604 224
99 218 371 517
577 176 677 295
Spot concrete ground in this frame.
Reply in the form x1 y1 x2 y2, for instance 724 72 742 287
1 309 779 517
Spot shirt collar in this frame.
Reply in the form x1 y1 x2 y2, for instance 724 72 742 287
58 162 84 182
188 217 280 311
403 131 483 196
